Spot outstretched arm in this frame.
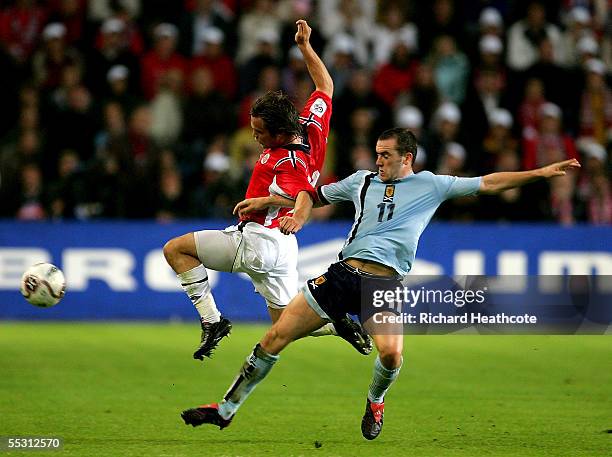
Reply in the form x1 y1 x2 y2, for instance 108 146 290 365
295 19 333 98
479 159 580 195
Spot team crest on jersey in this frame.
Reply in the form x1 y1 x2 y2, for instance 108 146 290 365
383 185 395 202
310 98 327 117
260 153 270 164
309 275 326 289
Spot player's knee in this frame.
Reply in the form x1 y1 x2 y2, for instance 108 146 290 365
378 348 402 369
162 238 180 262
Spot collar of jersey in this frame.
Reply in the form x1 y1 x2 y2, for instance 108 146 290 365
374 171 415 184
281 142 311 154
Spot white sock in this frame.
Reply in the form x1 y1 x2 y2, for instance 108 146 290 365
178 264 220 323
309 323 337 337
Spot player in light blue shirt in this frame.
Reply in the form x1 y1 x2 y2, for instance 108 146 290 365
317 168 481 276
181 128 581 439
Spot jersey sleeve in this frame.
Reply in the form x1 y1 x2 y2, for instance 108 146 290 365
269 152 317 201
432 174 482 201
317 171 371 205
299 91 332 173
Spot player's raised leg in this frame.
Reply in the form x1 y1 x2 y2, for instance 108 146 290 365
163 230 235 360
181 291 326 428
361 331 403 440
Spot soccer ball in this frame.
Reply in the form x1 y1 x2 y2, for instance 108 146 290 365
20 263 66 308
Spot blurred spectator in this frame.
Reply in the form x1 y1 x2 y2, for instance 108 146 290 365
334 69 389 142
237 65 281 127
0 129 43 206
523 102 579 170
587 171 612 224
125 104 161 217
477 34 505 72
31 22 83 90
416 0 464 55
48 63 82 112
156 166 188 221
424 101 462 171
88 0 141 23
91 1 145 56
84 138 133 218
465 7 506 66
239 27 281 96
518 77 548 134
428 34 470 105
94 101 128 157
104 64 142 115
335 107 378 178
371 1 418 66
479 7 504 38
181 66 234 168
323 34 361 98
523 37 573 118
15 163 46 220
478 108 519 175
575 139 610 224
140 23 187 99
191 146 238 218
560 6 596 68
317 0 373 66
46 0 87 47
463 68 509 153
178 0 234 58
0 0 47 65
46 85 97 165
86 18 140 96
190 26 237 100
579 59 612 145
150 68 185 147
506 1 563 71
402 62 441 128
47 148 85 219
372 35 419 107
396 105 424 141
436 141 466 175
184 66 233 140
604 12 612 70
281 45 308 98
236 0 281 64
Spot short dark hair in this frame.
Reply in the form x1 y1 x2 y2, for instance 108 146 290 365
250 91 303 138
378 128 418 164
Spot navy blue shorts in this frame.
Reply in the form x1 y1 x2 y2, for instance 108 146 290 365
302 261 403 323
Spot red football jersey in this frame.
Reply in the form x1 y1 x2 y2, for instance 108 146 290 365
240 91 332 229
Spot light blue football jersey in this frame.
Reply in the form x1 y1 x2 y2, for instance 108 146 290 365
318 170 482 275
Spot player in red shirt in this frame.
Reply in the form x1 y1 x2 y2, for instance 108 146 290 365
163 20 369 361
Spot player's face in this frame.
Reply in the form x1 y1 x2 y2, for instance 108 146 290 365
251 116 281 148
375 138 412 182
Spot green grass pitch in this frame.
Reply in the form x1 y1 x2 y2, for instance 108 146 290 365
1 322 610 456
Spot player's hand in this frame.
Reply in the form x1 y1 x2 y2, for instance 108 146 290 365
295 19 311 46
233 197 269 217
540 159 581 178
278 215 305 235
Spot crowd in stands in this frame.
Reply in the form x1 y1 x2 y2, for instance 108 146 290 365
0 0 610 224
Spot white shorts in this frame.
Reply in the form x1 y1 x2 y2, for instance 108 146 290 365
193 222 299 309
